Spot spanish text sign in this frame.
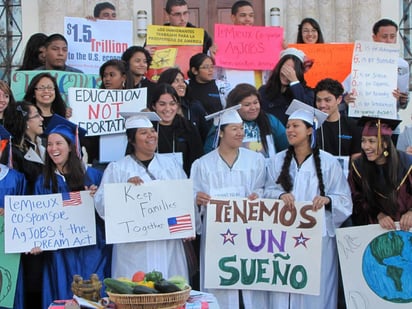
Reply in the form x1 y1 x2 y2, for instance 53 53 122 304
204 198 323 294
4 191 96 253
69 87 147 136
214 24 284 70
64 17 133 74
104 179 196 244
348 41 398 118
146 25 204 45
337 225 412 308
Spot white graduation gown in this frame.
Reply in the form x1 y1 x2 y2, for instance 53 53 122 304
94 154 189 281
190 148 267 309
264 149 352 309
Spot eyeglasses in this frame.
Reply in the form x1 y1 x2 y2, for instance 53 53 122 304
199 65 215 70
28 113 42 120
302 29 317 34
35 86 55 91
169 11 189 18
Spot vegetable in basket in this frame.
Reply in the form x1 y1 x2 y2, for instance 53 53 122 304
144 270 163 283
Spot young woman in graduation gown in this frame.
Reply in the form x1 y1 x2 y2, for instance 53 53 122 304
190 107 266 309
264 107 352 309
94 112 189 281
33 116 111 306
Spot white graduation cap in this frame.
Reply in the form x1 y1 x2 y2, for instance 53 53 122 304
205 104 242 126
121 112 161 129
285 99 328 130
205 104 242 148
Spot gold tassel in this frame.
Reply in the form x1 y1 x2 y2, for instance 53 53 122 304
377 119 381 154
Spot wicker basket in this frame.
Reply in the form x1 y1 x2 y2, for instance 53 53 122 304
107 287 191 309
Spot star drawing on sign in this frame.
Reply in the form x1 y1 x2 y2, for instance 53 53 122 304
293 232 310 248
220 228 238 245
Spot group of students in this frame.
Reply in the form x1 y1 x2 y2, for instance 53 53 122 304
0 1 412 309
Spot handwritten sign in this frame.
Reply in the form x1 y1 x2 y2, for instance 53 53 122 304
103 179 195 244
146 25 203 81
4 191 96 253
11 70 100 103
69 87 147 136
204 198 323 294
337 224 412 308
214 24 283 70
0 216 20 308
289 43 354 88
64 17 132 74
348 41 399 118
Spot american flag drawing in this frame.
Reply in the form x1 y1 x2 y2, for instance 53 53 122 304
168 214 193 233
62 191 82 207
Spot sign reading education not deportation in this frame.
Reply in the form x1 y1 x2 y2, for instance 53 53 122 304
64 17 132 74
204 198 323 295
4 191 96 253
69 87 147 136
103 179 196 244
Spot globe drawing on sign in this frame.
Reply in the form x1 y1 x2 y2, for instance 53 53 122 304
362 230 412 303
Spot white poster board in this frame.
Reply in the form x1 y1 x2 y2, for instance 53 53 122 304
336 224 412 308
348 41 399 119
64 17 132 74
4 191 96 253
204 198 323 295
104 179 195 244
69 87 147 136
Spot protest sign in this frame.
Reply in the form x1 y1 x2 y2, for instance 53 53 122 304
146 25 204 80
4 191 96 253
204 198 323 295
69 87 147 136
337 224 412 308
214 24 283 70
289 43 354 88
104 179 195 244
64 17 133 74
11 70 100 103
348 41 399 118
0 216 20 308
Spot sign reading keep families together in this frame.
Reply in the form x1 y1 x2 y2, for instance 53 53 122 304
204 198 324 295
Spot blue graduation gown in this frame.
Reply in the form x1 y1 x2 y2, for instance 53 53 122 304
34 167 112 306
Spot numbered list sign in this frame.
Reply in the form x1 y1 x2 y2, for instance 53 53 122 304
348 41 399 118
65 17 133 74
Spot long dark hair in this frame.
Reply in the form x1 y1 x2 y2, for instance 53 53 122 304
19 33 47 70
226 83 271 154
4 101 41 151
358 135 399 216
23 72 66 117
296 18 325 43
43 134 86 193
265 55 307 101
276 121 325 196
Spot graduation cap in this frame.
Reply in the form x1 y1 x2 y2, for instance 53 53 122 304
358 116 402 153
205 105 243 148
0 125 13 168
44 114 87 158
121 112 161 129
358 116 401 137
286 99 328 148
